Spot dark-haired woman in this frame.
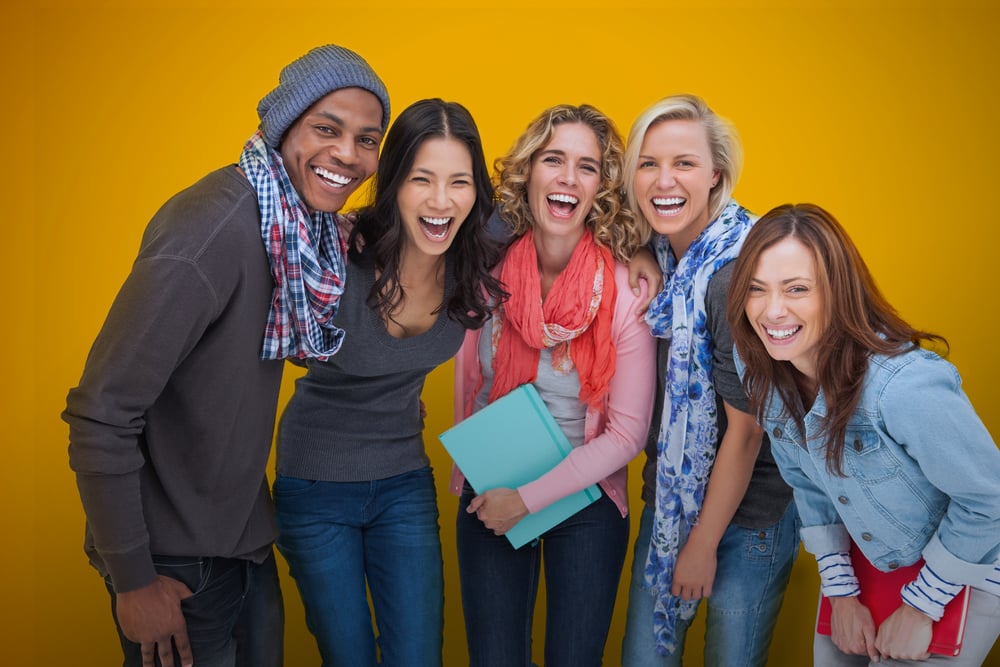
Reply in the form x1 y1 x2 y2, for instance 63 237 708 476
272 98 506 667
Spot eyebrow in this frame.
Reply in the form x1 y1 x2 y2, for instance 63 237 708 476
412 166 473 178
313 110 382 135
539 148 601 167
750 276 814 284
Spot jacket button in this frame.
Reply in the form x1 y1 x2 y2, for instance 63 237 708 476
773 427 782 439
853 438 863 452
838 496 849 504
758 531 767 539
888 561 899 570
861 532 873 541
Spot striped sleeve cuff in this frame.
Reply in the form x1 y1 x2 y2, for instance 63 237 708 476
818 551 860 598
900 563 963 622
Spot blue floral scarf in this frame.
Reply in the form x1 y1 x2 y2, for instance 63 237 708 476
239 131 349 361
643 200 756 655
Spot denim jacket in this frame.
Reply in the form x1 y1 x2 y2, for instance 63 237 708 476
737 347 1000 589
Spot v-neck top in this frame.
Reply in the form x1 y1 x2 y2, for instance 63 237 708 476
276 247 465 482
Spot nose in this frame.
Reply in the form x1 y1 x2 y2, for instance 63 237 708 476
765 292 787 320
657 167 676 189
557 162 577 186
428 183 449 210
330 136 360 165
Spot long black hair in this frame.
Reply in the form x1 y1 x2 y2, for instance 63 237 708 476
349 98 507 328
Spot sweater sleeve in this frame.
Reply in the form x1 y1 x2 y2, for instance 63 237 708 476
64 255 220 592
518 265 656 513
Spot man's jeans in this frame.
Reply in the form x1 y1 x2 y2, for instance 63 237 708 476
106 549 283 667
622 503 799 667
274 467 444 667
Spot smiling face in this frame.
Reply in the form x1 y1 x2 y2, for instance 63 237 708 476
279 87 384 214
744 237 826 382
397 136 477 258
633 118 719 257
527 122 602 246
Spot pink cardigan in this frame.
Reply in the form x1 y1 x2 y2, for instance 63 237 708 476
449 261 656 518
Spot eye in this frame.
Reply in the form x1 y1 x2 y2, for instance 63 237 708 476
638 160 656 169
542 155 561 165
359 135 379 147
580 163 599 174
316 124 339 136
676 160 694 169
788 285 810 295
748 285 765 294
452 178 472 187
409 175 430 184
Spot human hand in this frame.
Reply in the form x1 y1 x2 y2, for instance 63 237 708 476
829 595 880 661
466 488 529 535
671 540 717 600
626 246 662 318
116 575 194 667
874 603 933 661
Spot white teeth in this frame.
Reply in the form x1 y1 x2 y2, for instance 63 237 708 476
313 166 352 187
766 326 800 340
421 217 451 240
547 193 578 205
653 197 685 206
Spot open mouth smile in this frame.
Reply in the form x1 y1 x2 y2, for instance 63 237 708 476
547 193 579 218
420 216 453 240
765 325 801 340
651 196 685 216
313 165 354 189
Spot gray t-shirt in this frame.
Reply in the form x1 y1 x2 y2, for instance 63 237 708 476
640 261 793 528
277 248 466 482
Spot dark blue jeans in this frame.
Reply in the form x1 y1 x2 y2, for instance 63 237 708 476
456 486 630 667
105 549 283 667
273 467 444 667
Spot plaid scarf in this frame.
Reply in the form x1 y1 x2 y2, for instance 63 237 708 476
239 131 349 360
642 201 756 655
490 231 616 409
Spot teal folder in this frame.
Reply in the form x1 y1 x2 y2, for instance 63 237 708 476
439 384 600 548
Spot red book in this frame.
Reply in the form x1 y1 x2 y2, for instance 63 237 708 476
816 542 971 656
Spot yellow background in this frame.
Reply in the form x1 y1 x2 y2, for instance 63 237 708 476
6 0 1000 664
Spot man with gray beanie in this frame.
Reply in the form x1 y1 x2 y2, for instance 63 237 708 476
63 44 389 667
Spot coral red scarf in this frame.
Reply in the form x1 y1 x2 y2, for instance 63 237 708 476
490 231 616 409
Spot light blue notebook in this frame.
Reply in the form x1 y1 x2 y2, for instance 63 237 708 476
439 383 600 548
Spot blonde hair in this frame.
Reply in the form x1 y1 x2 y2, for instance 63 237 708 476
624 94 743 244
495 104 641 263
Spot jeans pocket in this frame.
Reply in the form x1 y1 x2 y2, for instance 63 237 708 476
151 556 212 595
272 473 319 498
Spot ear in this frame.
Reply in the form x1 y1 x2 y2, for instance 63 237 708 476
711 169 721 188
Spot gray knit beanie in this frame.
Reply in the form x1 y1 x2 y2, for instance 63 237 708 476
257 44 390 148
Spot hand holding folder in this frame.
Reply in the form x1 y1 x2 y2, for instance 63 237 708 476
438 384 599 549
816 541 970 656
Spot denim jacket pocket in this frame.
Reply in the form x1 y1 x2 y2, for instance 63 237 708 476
842 429 899 483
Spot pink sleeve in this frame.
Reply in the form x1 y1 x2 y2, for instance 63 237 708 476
449 328 483 496
518 263 656 513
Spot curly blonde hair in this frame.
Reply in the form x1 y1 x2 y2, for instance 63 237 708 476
494 104 641 263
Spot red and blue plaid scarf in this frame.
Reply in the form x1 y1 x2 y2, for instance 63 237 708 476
239 131 349 361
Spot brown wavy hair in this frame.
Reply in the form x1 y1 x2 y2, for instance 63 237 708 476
494 104 641 263
725 203 946 475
